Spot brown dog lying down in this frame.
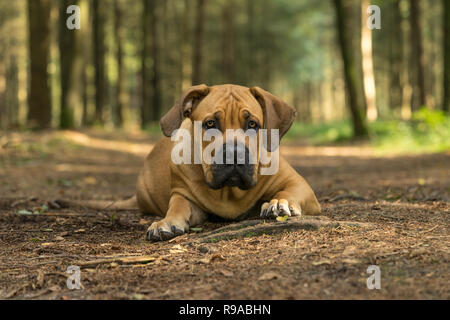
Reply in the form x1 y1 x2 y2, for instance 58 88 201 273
62 84 321 241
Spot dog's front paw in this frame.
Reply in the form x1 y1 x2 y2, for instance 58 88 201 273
260 199 301 219
145 218 189 242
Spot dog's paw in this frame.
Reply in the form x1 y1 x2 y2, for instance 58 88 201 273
145 218 189 242
260 199 301 219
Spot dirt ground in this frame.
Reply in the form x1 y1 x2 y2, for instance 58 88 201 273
0 130 448 299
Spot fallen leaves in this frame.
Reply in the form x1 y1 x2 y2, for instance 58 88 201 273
276 216 289 222
342 258 360 264
36 270 44 288
258 272 281 281
409 248 428 258
169 244 187 254
218 269 234 277
139 218 151 225
10 196 38 208
17 204 49 216
343 245 357 255
17 209 34 215
197 245 217 254
2 284 28 299
198 253 225 264
40 242 54 247
312 260 331 266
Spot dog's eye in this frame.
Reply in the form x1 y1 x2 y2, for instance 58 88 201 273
204 119 217 129
247 120 258 130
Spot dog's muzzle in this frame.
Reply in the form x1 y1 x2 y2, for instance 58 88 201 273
207 142 256 190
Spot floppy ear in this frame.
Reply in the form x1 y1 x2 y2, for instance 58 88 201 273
250 86 297 151
160 84 210 137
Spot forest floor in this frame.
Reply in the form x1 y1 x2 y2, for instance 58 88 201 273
0 130 448 299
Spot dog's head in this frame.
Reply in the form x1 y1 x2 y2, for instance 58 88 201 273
161 84 296 190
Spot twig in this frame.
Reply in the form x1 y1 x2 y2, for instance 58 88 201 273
40 212 94 217
329 194 368 202
75 255 157 268
420 225 439 234
189 217 370 244
3 283 28 299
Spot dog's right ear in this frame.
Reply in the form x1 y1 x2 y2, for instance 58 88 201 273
160 84 210 137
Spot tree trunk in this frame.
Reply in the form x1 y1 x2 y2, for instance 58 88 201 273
179 0 192 90
443 0 450 112
387 0 404 112
141 0 149 128
246 0 255 85
409 0 426 109
92 0 106 125
141 0 161 127
222 1 235 83
114 0 124 127
191 0 205 85
361 0 377 121
6 55 19 128
27 0 52 129
333 0 369 138
59 0 78 129
304 82 312 122
81 65 88 127
149 0 161 122
0 50 5 130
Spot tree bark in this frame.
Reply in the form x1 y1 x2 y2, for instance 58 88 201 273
0 49 5 130
141 0 149 128
191 0 205 85
114 0 124 127
149 0 161 122
443 0 450 112
27 0 52 129
179 0 192 90
387 0 404 112
141 0 161 127
361 0 377 121
246 0 255 85
333 0 369 138
92 0 106 125
409 0 427 109
6 55 19 128
59 0 78 129
222 1 235 83
81 65 88 127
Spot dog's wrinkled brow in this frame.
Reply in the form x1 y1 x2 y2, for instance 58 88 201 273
213 110 223 119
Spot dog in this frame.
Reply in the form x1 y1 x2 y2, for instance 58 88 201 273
63 84 321 241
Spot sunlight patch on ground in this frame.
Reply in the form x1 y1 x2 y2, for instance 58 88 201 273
281 145 375 158
54 163 139 174
59 131 153 157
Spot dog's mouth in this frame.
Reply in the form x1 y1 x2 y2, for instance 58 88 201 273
206 164 256 190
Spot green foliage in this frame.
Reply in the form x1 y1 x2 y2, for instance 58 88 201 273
287 109 450 154
285 120 353 144
373 109 450 154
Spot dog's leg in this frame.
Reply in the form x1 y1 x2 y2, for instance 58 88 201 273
146 194 207 241
260 177 321 219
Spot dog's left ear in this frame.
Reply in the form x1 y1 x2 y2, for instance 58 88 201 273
160 84 210 137
250 86 297 151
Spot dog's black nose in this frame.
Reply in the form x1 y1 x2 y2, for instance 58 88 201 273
207 142 256 190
